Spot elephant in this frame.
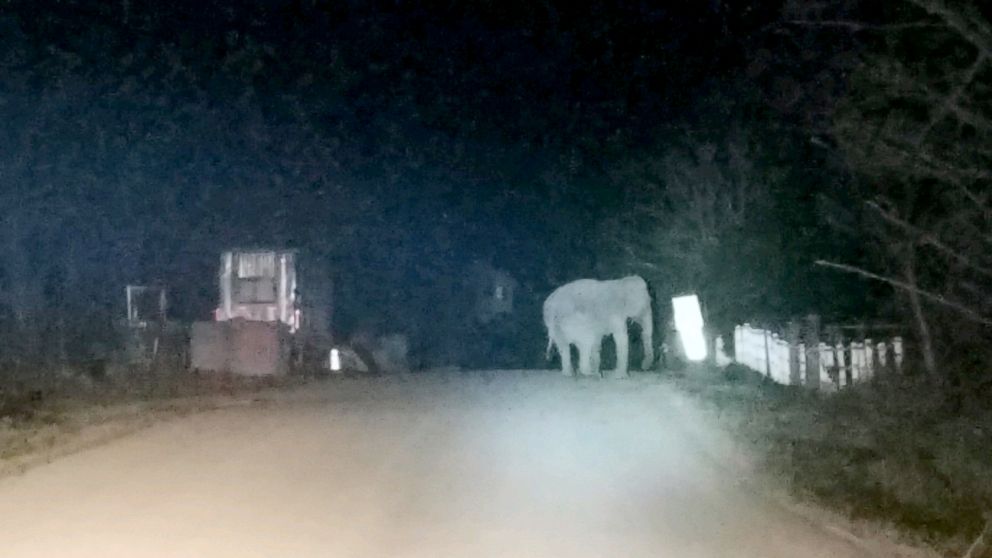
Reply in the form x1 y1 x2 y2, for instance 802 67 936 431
543 275 654 378
545 310 607 377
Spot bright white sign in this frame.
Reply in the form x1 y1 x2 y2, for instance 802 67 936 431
672 294 707 362
329 348 342 372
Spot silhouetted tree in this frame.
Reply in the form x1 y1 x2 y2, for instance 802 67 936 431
793 0 992 381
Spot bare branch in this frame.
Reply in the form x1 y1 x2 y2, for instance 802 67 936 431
914 53 988 146
905 0 992 57
865 200 992 278
856 135 992 182
957 282 992 312
623 246 663 271
912 149 992 181
814 259 992 325
787 19 943 32
945 103 992 135
786 19 946 33
957 184 992 219
633 260 663 271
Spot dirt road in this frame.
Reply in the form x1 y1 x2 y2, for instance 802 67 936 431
0 371 926 557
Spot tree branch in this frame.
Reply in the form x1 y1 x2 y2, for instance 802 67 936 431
957 282 992 312
860 136 992 182
914 53 988 146
814 260 992 325
905 0 992 58
956 185 992 231
866 200 992 279
787 19 942 32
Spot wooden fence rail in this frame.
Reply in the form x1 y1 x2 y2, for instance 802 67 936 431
728 323 904 389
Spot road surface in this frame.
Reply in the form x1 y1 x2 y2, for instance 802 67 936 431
0 371 923 558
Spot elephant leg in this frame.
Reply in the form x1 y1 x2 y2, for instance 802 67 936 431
589 338 603 377
613 324 630 379
577 338 596 376
639 314 655 370
560 341 574 376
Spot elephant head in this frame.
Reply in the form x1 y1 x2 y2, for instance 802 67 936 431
543 275 654 378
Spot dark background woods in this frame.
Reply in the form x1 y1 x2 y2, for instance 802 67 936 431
0 0 987 375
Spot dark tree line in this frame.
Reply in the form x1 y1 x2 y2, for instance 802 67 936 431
0 1 776 369
4 0 980 374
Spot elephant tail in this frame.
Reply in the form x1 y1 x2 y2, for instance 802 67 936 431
545 335 554 360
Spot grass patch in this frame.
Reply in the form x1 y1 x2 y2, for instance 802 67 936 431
680 364 992 555
0 365 304 474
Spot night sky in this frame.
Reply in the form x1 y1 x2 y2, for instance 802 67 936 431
0 0 897 365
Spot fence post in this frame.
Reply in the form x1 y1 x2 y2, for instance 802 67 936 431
824 325 841 387
804 314 821 389
763 328 771 379
799 343 807 383
836 340 848 387
770 333 779 382
733 326 741 364
734 323 751 366
851 341 863 383
865 338 874 382
818 342 832 389
787 320 801 386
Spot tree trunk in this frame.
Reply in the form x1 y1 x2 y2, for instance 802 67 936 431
787 320 802 385
903 251 938 380
804 314 821 389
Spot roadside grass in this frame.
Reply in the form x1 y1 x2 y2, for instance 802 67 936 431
0 366 304 476
677 364 992 556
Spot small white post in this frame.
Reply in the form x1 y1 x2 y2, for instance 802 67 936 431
159 288 168 321
820 343 835 387
738 325 746 367
818 342 830 387
734 326 742 363
851 342 863 383
126 285 134 323
763 329 771 378
778 337 790 384
770 335 780 384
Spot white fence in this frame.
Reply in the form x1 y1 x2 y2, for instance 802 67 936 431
730 323 904 389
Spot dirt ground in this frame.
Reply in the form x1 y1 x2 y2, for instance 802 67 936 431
0 370 939 558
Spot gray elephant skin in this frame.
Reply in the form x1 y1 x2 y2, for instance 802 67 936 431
543 276 654 378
